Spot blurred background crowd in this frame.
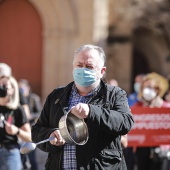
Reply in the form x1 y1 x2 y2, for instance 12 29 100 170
0 0 170 169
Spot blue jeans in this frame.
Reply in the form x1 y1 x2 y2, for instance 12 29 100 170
0 147 22 170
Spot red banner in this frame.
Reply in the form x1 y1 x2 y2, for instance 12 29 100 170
128 107 170 147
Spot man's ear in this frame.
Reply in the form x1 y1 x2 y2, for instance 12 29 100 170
101 67 106 75
101 67 106 78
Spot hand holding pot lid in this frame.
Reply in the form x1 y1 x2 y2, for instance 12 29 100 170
70 103 90 119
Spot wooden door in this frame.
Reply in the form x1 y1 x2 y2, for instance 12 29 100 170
0 0 42 96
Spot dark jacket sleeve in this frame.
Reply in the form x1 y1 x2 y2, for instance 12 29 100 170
88 87 134 135
31 90 63 153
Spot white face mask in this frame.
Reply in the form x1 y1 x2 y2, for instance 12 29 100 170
134 82 141 93
142 87 157 101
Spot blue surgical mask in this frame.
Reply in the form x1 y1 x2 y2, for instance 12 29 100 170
134 82 141 93
73 68 96 87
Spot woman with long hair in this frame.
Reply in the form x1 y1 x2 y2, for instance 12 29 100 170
0 75 31 170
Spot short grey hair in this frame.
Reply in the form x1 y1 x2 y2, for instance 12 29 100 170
74 44 106 66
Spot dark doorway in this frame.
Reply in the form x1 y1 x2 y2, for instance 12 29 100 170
130 47 151 93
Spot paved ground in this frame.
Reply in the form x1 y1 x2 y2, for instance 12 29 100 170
35 148 48 170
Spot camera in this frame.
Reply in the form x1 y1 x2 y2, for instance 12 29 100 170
0 85 7 97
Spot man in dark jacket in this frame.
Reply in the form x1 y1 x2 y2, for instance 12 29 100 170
31 44 134 170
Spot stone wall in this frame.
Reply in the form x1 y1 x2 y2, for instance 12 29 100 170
28 0 170 100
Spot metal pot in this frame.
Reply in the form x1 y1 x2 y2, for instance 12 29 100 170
59 111 89 145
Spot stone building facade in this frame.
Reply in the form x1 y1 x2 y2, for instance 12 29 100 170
0 0 170 102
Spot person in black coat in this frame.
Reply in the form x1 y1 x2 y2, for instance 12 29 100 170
32 44 134 170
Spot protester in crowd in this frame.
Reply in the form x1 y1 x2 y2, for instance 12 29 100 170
0 63 31 120
32 44 134 170
128 74 145 107
133 72 170 170
124 74 145 170
0 63 34 169
18 79 42 170
0 75 31 170
135 72 170 108
18 79 41 125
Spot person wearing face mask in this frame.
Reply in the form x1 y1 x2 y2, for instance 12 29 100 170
134 72 170 108
128 74 145 107
31 44 134 170
132 72 170 170
18 79 42 170
18 79 42 126
0 63 32 120
124 74 145 170
0 75 32 170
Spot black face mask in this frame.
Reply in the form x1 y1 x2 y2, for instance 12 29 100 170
0 85 7 97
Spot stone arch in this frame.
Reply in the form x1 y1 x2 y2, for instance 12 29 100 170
28 0 78 100
133 27 170 75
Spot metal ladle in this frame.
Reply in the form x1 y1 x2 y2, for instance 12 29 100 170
20 136 55 154
20 111 89 154
0 114 56 154
0 113 54 153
